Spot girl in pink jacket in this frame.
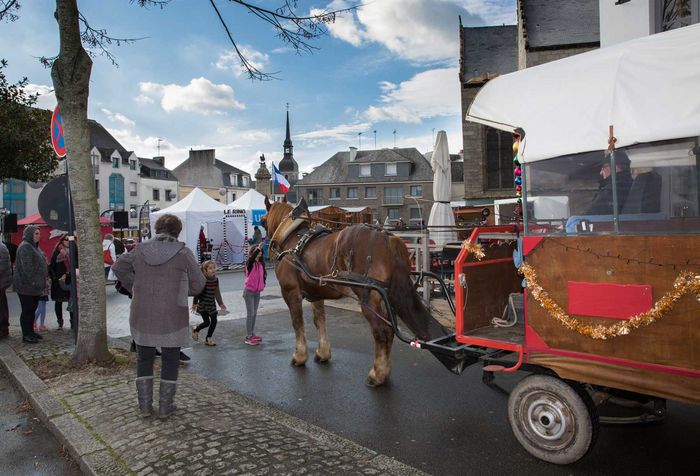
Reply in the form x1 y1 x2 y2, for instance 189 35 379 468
243 244 266 345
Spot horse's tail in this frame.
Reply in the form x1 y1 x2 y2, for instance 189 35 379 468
386 236 448 341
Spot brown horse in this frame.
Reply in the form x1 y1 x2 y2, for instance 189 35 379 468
262 197 447 387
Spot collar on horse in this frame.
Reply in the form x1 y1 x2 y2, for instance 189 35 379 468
269 201 332 263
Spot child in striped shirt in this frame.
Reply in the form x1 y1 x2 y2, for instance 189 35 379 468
191 260 226 346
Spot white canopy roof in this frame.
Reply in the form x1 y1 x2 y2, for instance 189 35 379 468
229 189 267 210
466 24 700 163
157 187 228 212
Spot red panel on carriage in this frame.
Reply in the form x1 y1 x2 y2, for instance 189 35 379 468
567 281 653 319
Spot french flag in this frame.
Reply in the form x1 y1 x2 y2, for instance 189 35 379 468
272 162 290 193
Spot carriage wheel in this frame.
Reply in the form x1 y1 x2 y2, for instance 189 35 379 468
508 375 599 465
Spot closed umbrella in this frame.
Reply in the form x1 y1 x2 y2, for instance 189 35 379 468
428 131 457 246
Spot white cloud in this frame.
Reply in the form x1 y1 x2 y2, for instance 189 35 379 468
100 108 135 128
24 83 55 110
295 122 372 142
214 45 270 77
137 77 245 115
365 68 460 123
215 125 273 143
319 0 483 63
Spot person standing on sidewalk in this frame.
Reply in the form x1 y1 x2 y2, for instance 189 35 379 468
102 233 116 281
243 244 266 346
112 214 205 419
13 226 48 344
0 241 12 338
33 274 49 332
49 235 71 330
191 260 226 347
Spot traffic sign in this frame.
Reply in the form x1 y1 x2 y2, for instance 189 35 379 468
51 106 66 157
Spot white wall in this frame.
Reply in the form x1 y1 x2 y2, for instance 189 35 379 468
140 177 179 211
600 0 655 47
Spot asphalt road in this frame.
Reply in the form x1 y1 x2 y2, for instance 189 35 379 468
183 304 699 476
0 368 80 475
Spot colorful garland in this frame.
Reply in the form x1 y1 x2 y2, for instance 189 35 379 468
461 241 485 260
513 134 522 220
520 263 700 340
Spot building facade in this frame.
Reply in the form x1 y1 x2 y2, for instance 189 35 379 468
296 147 434 224
173 149 251 204
139 156 179 211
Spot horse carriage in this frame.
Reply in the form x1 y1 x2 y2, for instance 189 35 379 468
262 26 700 466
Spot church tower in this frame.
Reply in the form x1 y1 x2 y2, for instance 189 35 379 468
254 154 272 197
278 107 299 202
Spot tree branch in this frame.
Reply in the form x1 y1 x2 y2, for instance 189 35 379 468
0 0 19 22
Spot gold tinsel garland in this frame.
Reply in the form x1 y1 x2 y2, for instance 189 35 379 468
461 241 485 260
520 263 700 340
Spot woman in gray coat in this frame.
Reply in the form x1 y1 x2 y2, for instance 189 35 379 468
112 214 205 419
13 225 48 344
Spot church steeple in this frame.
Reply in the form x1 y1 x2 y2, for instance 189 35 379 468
279 104 298 179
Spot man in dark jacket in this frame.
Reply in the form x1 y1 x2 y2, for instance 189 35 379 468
585 150 633 215
0 241 11 337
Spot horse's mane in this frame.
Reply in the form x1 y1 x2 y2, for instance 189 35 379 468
266 201 293 236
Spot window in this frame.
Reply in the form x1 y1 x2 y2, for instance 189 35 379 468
385 163 397 176
387 208 400 219
243 176 249 187
410 208 422 220
112 156 119 168
165 189 172 201
410 185 422 197
330 187 341 199
95 179 99 198
129 182 138 197
129 160 136 170
2 179 26 218
152 189 160 201
130 205 138 218
307 189 321 206
365 186 377 199
360 164 371 177
231 193 236 202
108 174 125 210
347 187 358 199
384 187 403 205
486 127 514 190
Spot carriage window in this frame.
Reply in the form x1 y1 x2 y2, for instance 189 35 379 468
523 137 700 235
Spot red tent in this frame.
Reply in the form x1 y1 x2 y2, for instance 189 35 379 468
12 213 113 262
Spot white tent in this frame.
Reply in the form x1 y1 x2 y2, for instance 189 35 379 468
229 189 267 240
150 188 228 258
466 23 700 163
428 131 458 246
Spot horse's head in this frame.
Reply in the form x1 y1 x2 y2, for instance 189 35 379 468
262 195 292 237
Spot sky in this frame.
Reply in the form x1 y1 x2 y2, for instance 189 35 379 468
1 0 516 178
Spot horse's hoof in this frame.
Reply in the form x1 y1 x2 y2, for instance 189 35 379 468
290 358 306 367
365 376 383 387
314 351 331 363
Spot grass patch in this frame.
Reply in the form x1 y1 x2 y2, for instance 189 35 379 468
27 347 136 380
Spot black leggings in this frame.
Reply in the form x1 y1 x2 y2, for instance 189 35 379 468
54 301 75 328
195 311 218 338
18 294 39 337
136 345 179 381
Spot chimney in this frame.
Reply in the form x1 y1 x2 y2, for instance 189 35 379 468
349 146 357 162
153 156 165 166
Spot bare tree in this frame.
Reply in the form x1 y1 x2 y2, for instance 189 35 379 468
7 0 354 364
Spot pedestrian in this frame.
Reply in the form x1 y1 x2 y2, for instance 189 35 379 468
243 243 266 346
102 233 116 281
191 260 226 347
250 225 262 246
49 234 72 330
13 225 48 344
112 214 205 419
0 241 12 338
34 273 50 332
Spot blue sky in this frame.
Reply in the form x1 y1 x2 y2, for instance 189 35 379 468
2 0 515 177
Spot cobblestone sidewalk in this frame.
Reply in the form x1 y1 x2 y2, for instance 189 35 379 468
0 331 424 476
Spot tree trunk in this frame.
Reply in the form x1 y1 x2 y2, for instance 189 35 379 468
52 0 111 364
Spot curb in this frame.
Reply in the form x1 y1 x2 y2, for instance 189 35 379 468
0 340 122 476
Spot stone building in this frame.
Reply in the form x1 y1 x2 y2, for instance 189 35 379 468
173 149 251 204
460 0 600 204
254 154 272 197
139 156 179 211
295 147 434 224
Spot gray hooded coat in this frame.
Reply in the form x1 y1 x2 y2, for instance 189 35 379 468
0 242 11 291
13 225 48 296
111 234 206 348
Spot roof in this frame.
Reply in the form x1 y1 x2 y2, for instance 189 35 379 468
521 0 599 49
299 147 434 185
466 23 700 162
139 158 178 182
172 152 250 188
89 120 132 159
461 26 518 81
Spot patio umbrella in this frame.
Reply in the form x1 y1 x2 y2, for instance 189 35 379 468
428 131 457 246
